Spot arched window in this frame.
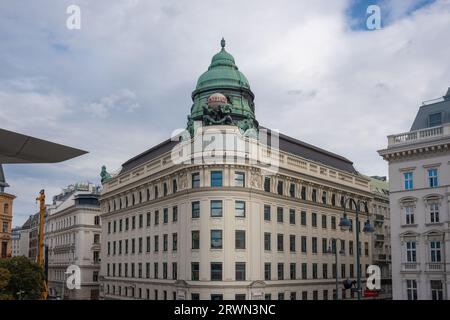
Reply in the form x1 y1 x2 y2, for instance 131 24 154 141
3 203 8 214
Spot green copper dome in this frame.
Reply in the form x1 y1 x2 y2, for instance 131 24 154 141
187 38 259 137
194 39 250 92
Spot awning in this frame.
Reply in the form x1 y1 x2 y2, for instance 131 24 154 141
0 128 88 163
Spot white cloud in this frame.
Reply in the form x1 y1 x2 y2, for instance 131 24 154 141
86 89 140 118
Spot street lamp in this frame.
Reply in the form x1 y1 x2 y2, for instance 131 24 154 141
328 238 344 300
339 196 374 300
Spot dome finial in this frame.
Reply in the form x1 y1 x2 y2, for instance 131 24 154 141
221 37 226 50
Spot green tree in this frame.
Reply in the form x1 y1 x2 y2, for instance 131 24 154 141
0 256 45 300
0 267 14 300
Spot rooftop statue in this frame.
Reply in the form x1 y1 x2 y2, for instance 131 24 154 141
100 165 112 183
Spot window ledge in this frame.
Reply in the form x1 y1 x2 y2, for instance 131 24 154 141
425 222 443 227
401 224 418 228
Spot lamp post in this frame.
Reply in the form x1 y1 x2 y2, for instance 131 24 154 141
338 196 374 300
328 238 344 300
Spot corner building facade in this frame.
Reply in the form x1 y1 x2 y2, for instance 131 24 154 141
100 41 374 300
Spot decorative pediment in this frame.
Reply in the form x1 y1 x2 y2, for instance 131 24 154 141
398 196 418 208
423 193 443 206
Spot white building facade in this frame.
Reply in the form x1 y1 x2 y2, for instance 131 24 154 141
99 41 375 300
379 89 450 300
44 183 102 300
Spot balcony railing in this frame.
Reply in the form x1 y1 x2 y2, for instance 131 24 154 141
388 124 450 146
402 262 419 271
375 214 384 223
375 234 385 242
426 262 443 272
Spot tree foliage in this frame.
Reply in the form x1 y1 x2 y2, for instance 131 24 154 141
0 256 45 300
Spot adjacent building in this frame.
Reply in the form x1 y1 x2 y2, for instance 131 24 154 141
0 164 16 259
368 176 392 298
99 40 375 300
379 88 450 300
44 183 102 299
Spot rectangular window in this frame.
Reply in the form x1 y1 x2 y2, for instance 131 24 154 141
301 211 307 226
406 280 417 300
131 216 135 229
192 172 200 188
289 209 295 224
312 263 318 279
173 206 178 222
431 280 443 300
312 212 317 227
331 216 336 229
210 200 223 217
154 235 159 252
321 215 327 229
428 169 438 188
322 238 328 254
138 237 143 253
154 211 159 225
264 205 271 221
264 177 271 192
235 230 246 249
264 233 271 251
429 113 442 127
146 263 150 279
211 263 223 281
163 208 168 224
192 231 200 249
163 263 168 279
154 263 158 279
301 263 307 280
349 241 354 255
172 233 178 251
405 206 415 225
290 263 296 280
234 172 245 187
277 207 283 223
192 201 200 218
235 201 246 217
290 235 296 252
364 242 369 256
301 236 307 253
312 237 318 254
130 239 134 254
146 212 151 227
404 172 413 190
163 234 168 251
211 230 223 249
406 241 416 262
322 264 328 279
138 263 142 278
277 234 284 251
191 262 199 281
211 171 223 187
235 262 246 281
125 218 129 230
264 263 271 280
277 263 284 280
277 180 283 195
430 241 441 262
139 214 143 228
119 219 123 232
173 179 177 193
146 236 150 253
430 203 439 223
289 183 295 197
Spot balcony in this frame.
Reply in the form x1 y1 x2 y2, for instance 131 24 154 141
375 234 385 242
388 123 450 147
426 262 443 272
375 214 384 224
402 262 419 272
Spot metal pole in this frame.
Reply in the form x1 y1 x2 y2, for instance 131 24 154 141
355 200 361 300
335 239 339 300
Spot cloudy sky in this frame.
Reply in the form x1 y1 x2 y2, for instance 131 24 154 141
1 0 449 227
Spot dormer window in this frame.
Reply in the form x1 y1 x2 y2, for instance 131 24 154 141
428 113 442 127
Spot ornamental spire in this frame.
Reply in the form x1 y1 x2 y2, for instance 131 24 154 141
221 37 225 50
